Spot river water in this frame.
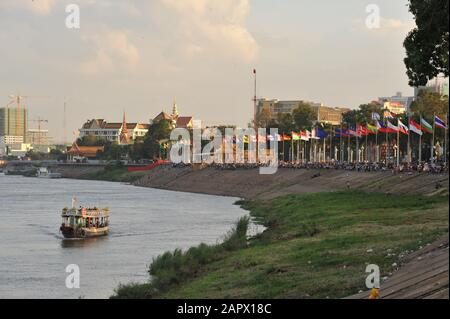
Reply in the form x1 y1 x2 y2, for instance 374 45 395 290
0 174 250 299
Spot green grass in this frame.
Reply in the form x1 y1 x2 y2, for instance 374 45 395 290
83 165 147 183
112 191 449 299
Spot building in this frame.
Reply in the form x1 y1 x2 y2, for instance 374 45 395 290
382 101 406 115
27 129 51 145
0 135 24 145
414 78 449 99
378 92 414 112
67 142 104 161
151 100 193 129
79 114 149 144
0 107 28 142
256 98 349 126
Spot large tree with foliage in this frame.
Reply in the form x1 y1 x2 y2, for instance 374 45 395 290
410 91 449 119
292 102 316 130
342 103 383 125
403 0 449 86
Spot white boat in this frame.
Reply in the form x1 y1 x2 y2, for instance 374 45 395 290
37 167 62 179
60 198 110 239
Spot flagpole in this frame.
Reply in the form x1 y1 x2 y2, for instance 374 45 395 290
445 113 448 165
329 125 333 161
291 133 294 163
419 116 422 163
407 113 411 163
339 124 342 162
356 125 359 164
365 127 368 162
385 118 388 164
431 113 436 163
347 132 350 163
375 128 379 163
397 118 400 167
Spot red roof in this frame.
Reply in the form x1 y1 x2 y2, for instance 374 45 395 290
67 143 104 158
176 116 193 128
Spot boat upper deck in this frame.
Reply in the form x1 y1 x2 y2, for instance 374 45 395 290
62 207 109 218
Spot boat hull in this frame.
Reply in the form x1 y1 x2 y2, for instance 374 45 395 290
60 225 109 239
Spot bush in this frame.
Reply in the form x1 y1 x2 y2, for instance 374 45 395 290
147 216 250 292
112 283 155 299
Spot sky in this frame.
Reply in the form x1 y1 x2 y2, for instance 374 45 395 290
0 0 416 143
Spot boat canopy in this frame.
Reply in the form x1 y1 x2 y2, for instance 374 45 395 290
62 207 109 218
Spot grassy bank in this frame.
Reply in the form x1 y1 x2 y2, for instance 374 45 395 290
81 164 147 183
112 191 449 299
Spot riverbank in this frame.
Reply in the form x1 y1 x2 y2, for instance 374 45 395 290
112 191 449 298
64 164 449 198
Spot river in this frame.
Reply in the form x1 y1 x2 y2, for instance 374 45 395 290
0 174 250 299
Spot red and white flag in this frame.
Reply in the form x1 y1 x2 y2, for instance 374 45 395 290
398 120 409 135
409 119 422 136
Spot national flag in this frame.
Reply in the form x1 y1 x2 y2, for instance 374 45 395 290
335 128 349 137
311 128 320 139
435 115 447 129
357 125 369 136
420 118 433 133
398 120 409 135
275 133 282 141
383 110 396 119
316 127 328 138
386 121 398 133
257 134 266 142
367 123 378 134
305 130 312 140
371 112 381 121
409 119 422 136
376 121 387 133
348 126 358 136
292 132 301 141
300 131 309 141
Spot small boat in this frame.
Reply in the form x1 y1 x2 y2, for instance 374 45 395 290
60 198 109 239
37 167 62 179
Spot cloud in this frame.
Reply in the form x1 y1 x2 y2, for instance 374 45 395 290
0 0 56 15
154 0 258 63
80 31 140 75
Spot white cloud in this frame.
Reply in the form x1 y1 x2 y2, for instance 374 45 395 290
0 0 56 15
154 0 258 63
80 31 140 75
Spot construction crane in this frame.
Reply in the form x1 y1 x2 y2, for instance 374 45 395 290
29 117 49 145
6 94 50 137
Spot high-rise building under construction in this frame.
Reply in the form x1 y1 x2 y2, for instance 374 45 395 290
0 107 28 143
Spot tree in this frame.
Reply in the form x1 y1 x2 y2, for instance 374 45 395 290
254 108 273 128
292 102 316 130
410 90 449 119
343 103 383 125
142 119 173 159
276 113 296 133
403 0 449 86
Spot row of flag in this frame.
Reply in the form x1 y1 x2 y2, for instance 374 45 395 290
335 115 447 138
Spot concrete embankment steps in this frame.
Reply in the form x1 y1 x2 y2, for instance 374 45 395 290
132 166 449 199
345 234 449 299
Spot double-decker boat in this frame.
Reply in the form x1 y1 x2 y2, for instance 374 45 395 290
60 198 110 239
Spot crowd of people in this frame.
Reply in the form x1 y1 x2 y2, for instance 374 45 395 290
168 159 448 174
